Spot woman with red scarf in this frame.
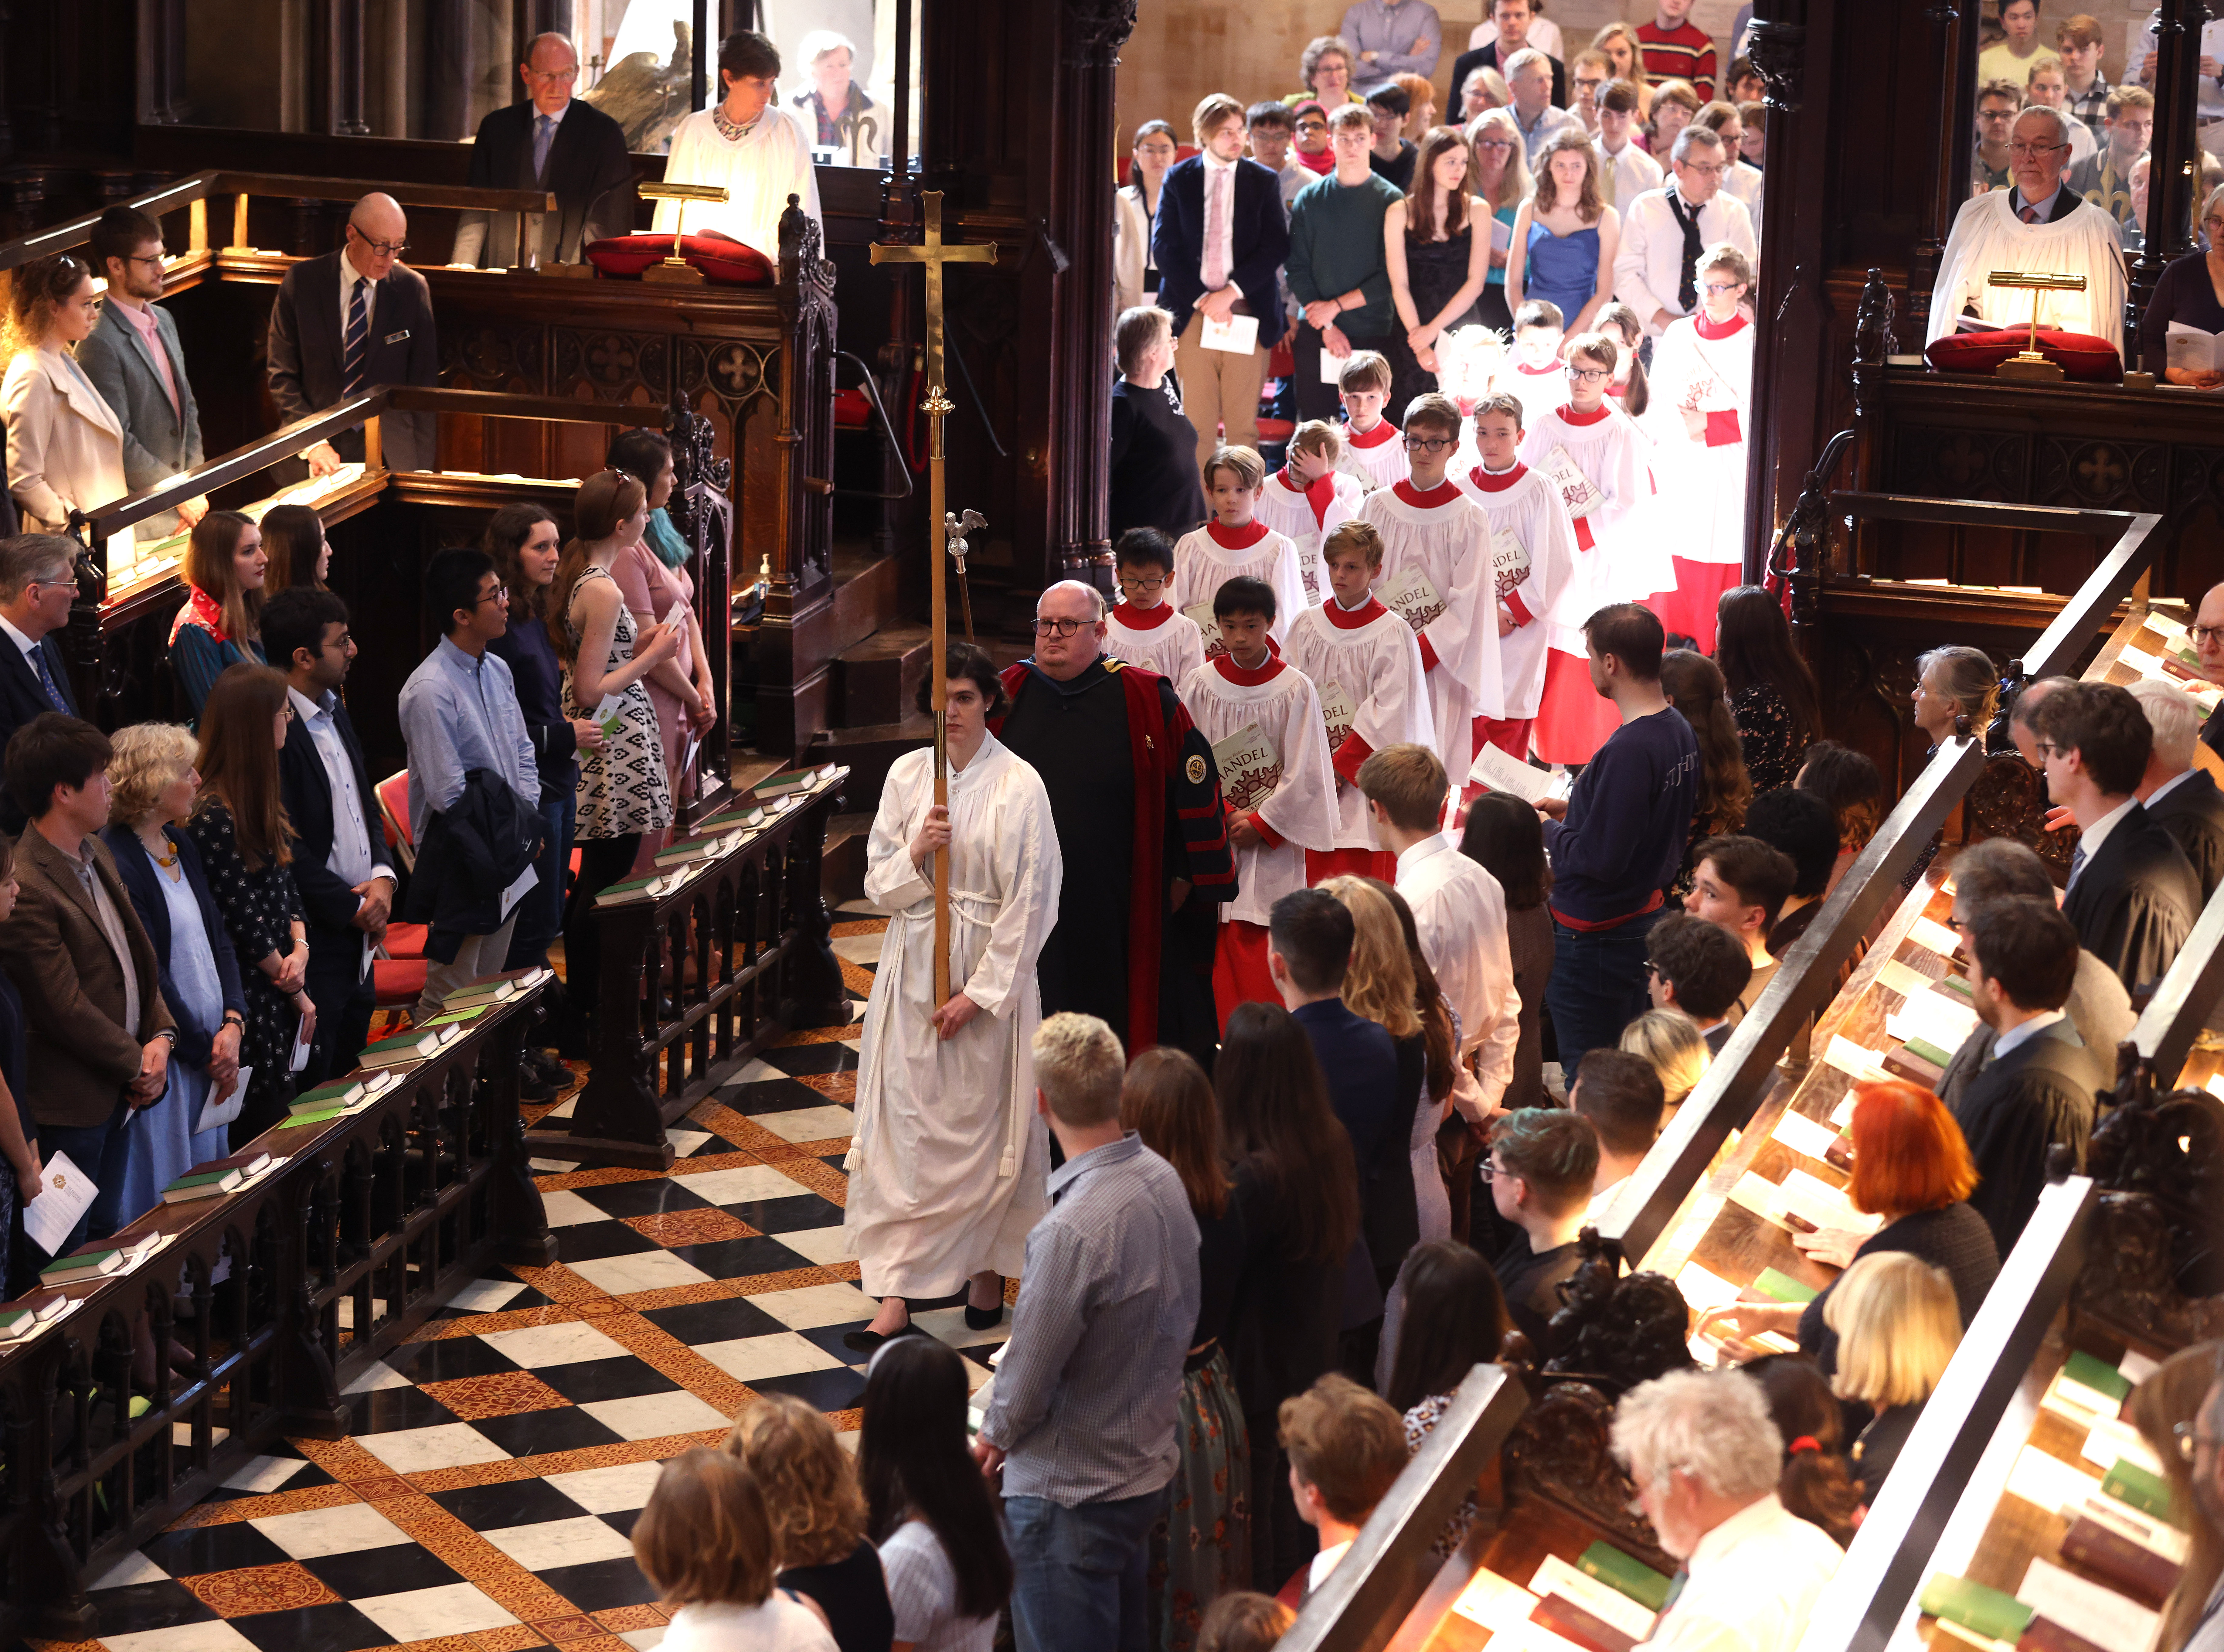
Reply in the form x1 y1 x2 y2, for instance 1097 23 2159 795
167 510 268 722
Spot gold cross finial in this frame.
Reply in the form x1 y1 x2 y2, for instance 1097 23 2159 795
869 192 996 398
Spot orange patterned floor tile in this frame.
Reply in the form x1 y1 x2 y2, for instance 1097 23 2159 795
180 1560 342 1615
592 1603 669 1631
350 1475 422 1502
420 1371 573 1420
824 1407 862 1433
765 1157 850 1206
528 1614 605 1642
621 1207 755 1247
290 1434 401 1483
828 919 886 937
775 1020 866 1044
166 1479 363 1528
373 1494 579 1621
473 1626 550 1652
838 960 876 996
795 1071 856 1103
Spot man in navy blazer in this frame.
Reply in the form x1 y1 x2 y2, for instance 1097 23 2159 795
1153 94 1292 474
0 535 80 833
266 588 394 1087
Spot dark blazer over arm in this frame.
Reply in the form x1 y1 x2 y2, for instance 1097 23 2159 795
1152 155 1293 336
0 633 77 833
277 705 384 934
2060 803 2202 996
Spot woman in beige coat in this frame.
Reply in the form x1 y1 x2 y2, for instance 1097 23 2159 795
2 254 125 550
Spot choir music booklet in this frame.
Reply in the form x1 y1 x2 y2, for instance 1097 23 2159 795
2166 321 2224 374
1210 722 1283 814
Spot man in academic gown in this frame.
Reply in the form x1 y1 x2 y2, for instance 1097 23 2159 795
2189 580 2224 758
2031 680 2202 996
996 581 1238 1067
2128 677 2224 903
451 32 637 269
1952 899 2109 1255
1928 105 2127 349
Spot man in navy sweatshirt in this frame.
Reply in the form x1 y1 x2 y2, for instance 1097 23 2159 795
1534 604 1700 1071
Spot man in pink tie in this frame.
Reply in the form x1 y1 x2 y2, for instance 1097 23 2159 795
1153 93 1292 475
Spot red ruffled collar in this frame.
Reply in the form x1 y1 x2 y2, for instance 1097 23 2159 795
1694 311 1749 340
168 584 229 646
1468 461 1528 493
1207 519 1270 551
1556 402 1612 426
1393 479 1462 508
1278 466 1342 529
1214 652 1285 685
1324 596 1388 629
1346 419 1398 449
1113 600 1173 630
1514 358 1561 375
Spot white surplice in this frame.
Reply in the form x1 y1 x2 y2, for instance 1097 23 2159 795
1171 521 1308 647
1284 595 1436 849
655 105 825 268
1359 481 1504 780
1103 600 1207 684
1926 186 2127 349
1646 312 1754 570
1336 419 1409 492
1177 655 1338 926
843 733 1062 1298
1395 834 1520 1107
1519 402 1654 645
1455 461 1580 720
1255 464 1365 607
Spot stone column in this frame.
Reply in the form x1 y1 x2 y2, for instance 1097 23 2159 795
2128 0 2205 364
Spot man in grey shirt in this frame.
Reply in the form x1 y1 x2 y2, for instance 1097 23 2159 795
975 1012 1200 1652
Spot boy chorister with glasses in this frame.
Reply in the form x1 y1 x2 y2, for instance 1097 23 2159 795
1357 393 1501 792
1103 527 1207 683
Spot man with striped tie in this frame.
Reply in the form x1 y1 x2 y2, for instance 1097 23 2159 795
0 534 82 832
266 190 440 478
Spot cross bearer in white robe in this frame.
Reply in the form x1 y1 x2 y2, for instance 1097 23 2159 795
1928 106 2126 350
842 645 1063 1350
655 30 825 270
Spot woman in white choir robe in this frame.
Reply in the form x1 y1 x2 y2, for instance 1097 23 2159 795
1645 243 1755 654
656 31 825 270
842 646 1063 1349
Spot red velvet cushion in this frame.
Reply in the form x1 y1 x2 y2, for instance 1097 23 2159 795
585 229 775 285
834 387 872 428
1924 327 2121 381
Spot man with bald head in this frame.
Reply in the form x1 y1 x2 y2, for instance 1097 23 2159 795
267 189 440 475
451 32 635 271
2190 581 2224 760
995 581 1237 1064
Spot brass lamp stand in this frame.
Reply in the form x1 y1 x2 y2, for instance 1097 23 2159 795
1986 268 2088 382
637 182 731 285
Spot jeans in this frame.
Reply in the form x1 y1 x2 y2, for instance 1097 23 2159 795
1005 1487 1166 1652
1546 905 1664 1077
39 1099 132 1256
507 784 575 971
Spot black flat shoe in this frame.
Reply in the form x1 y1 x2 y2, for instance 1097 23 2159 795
842 1323 921 1356
964 1301 1004 1330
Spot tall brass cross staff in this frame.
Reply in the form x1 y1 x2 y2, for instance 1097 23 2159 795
871 192 995 1003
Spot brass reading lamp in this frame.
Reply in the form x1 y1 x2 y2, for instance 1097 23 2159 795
636 182 731 285
1986 268 2087 382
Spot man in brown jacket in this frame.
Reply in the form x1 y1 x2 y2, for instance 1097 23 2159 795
0 714 173 1256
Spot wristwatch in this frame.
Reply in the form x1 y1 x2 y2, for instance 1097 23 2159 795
221 1012 246 1032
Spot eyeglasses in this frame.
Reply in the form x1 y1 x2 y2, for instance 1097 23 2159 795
1296 120 1329 134
2008 141 2067 156
1478 1159 1501 1184
350 228 409 257
1567 366 1610 382
121 253 165 273
2033 741 2070 760
1575 77 1607 91
1703 281 1744 295
525 64 579 81
2175 1422 2221 1462
1680 162 1726 178
1403 435 1455 452
1475 138 1518 152
1118 574 1166 593
1977 109 2017 123
1033 617 1090 637
2190 624 2224 645
474 588 509 607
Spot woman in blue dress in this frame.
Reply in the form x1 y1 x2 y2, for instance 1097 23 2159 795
102 722 247 1218
1506 128 1621 342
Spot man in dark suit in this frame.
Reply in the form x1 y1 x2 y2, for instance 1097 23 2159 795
267 191 440 476
0 534 80 833
1153 93 1291 475
2130 676 2224 903
1952 898 2108 1254
2032 680 2202 996
0 715 175 1256
1451 0 1567 114
265 588 393 1088
450 32 636 270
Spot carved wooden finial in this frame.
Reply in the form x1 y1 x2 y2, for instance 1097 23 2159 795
1854 268 1899 363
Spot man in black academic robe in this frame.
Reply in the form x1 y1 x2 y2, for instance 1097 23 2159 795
2133 679 2224 902
1952 899 2109 1255
2031 680 2201 997
996 581 1236 1067
451 32 636 269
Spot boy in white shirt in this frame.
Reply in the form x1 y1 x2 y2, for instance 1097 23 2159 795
1177 576 1338 1023
1170 445 1308 652
1594 80 1665 215
1358 393 1501 791
1499 299 1568 401
1334 351 1408 492
1256 420 1365 606
1284 520 1435 884
1103 527 1207 684
1456 392 1579 764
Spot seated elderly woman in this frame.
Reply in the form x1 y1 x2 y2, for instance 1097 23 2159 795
2136 184 2224 385
1610 1371 1845 1652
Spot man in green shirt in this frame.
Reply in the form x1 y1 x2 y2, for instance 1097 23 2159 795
1287 103 1406 419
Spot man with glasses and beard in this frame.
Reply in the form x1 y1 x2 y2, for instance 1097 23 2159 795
77 206 206 544
995 582 1237 1067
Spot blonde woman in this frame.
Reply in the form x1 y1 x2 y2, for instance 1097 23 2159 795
1468 107 1533 331
1591 23 1654 121
1320 874 1435 1267
1 254 124 549
1619 1007 1709 1106
1826 1252 1962 1505
1507 128 1620 339
725 1394 893 1652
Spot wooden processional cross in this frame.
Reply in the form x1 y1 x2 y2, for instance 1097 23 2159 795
870 193 995 1003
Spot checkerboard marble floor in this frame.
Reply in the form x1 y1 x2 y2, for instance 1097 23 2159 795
39 904 1005 1652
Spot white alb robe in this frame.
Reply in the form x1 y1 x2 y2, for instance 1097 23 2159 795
1177 655 1338 927
1647 313 1753 571
1359 481 1503 778
1284 596 1436 849
1170 521 1308 649
656 106 826 268
844 734 1061 1298
1926 187 2127 349
1103 600 1207 684
1336 419 1409 492
1455 461 1580 720
1255 465 1365 606
1395 834 1521 1107
1520 403 1653 642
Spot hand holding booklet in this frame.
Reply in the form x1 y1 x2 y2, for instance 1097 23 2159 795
1468 743 1564 806
22 1152 94 1257
1199 313 1259 355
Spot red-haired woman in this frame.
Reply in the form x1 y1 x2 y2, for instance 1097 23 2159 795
1694 1079 1998 1375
